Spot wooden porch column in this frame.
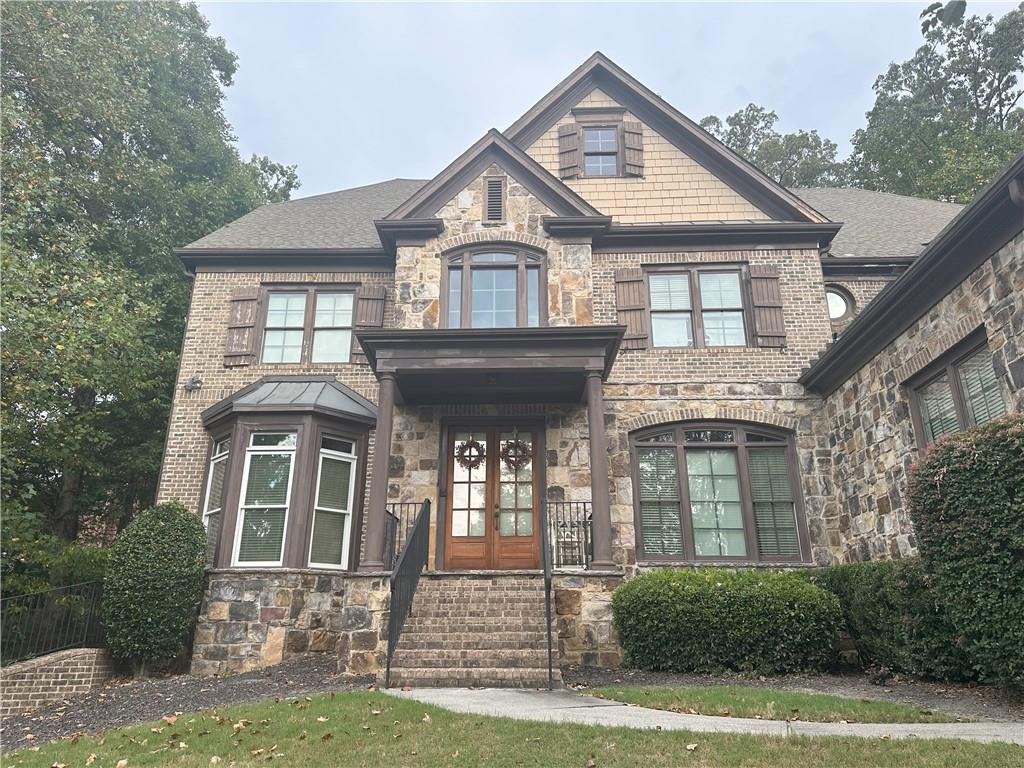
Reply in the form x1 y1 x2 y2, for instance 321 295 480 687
585 371 615 569
360 373 396 572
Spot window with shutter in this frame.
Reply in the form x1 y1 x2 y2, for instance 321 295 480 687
224 287 260 367
351 284 386 364
557 124 580 179
623 121 644 177
908 333 1007 447
483 176 504 223
630 423 807 563
614 268 650 349
234 433 296 566
749 265 786 348
645 267 748 348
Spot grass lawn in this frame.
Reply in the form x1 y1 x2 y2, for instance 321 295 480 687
6 692 1022 768
590 685 959 723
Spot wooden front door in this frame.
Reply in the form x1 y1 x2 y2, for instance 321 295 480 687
444 426 540 570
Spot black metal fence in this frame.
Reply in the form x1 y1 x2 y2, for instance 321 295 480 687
385 499 430 688
384 502 421 568
547 501 593 568
1 582 105 665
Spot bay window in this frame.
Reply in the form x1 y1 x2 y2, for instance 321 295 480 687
201 438 230 565
308 436 357 569
234 433 296 566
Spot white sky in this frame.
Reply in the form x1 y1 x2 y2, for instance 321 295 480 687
199 1 1017 197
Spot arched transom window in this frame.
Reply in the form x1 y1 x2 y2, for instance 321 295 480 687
442 247 545 329
630 423 809 563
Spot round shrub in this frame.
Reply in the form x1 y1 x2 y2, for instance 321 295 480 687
907 415 1024 689
612 568 841 674
103 501 206 673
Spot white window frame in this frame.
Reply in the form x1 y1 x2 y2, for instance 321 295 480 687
202 439 230 529
307 438 358 570
232 432 297 567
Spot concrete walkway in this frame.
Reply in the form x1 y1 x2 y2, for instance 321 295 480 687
384 687 1024 745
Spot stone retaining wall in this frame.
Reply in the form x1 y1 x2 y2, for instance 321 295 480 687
191 570 390 677
0 648 115 718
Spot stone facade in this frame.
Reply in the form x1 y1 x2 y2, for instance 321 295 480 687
552 572 623 668
191 570 390 676
0 648 115 717
823 231 1023 562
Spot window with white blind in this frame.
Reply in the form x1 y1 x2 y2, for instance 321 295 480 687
909 337 1007 446
202 438 230 565
631 424 806 562
233 433 296 566
648 268 747 348
261 288 354 364
308 436 357 569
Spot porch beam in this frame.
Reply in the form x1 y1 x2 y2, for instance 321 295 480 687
585 371 615 569
360 373 396 571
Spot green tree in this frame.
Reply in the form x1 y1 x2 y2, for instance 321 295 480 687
699 104 846 187
848 3 1024 202
1 3 299 549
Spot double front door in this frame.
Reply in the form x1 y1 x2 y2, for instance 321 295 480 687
444 426 540 570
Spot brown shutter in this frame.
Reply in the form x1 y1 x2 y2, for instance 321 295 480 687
614 267 650 350
350 284 386 364
749 265 786 348
623 122 644 177
224 286 260 367
558 123 580 179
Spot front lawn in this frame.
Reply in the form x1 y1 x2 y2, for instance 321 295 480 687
6 692 1022 768
590 685 959 723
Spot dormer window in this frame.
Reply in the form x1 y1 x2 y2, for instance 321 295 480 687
443 247 545 329
557 107 644 180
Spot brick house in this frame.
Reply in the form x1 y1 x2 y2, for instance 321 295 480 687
156 53 1023 684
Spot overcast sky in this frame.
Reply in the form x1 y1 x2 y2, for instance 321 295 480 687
199 1 1016 198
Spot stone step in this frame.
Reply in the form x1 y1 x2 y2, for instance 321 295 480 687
397 631 549 647
392 649 549 668
385 666 559 689
402 622 550 636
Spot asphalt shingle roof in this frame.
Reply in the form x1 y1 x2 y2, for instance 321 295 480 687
181 178 963 260
792 187 963 258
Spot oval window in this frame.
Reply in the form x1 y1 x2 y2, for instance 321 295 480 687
826 289 851 321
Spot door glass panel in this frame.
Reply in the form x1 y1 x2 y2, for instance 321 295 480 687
686 448 746 557
451 431 487 538
499 431 533 537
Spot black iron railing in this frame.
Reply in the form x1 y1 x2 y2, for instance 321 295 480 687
547 501 593 569
383 502 420 568
385 499 430 688
1 582 105 665
540 498 556 689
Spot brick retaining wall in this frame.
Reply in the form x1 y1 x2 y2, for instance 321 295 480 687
0 648 115 718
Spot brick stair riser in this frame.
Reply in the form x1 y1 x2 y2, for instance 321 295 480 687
387 667 559 689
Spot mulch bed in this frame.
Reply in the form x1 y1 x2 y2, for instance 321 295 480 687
0 653 374 749
563 666 1024 723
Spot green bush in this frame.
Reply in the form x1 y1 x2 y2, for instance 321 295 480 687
813 558 969 680
49 543 110 586
103 501 206 673
612 569 841 674
907 415 1024 689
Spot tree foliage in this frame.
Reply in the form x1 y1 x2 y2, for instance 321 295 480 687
699 104 845 187
1 3 299 554
848 3 1024 202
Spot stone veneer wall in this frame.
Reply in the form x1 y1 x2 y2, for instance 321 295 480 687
552 572 623 668
1 648 115 717
823 231 1023 562
191 570 390 676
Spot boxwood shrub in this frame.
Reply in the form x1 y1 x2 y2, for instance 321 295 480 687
813 558 969 680
103 501 206 674
907 415 1024 688
612 569 841 674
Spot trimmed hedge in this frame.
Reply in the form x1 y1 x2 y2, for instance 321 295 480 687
907 415 1024 689
612 569 841 674
813 558 969 680
103 501 206 673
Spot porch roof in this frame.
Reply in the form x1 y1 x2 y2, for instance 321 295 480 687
355 326 625 405
202 376 378 426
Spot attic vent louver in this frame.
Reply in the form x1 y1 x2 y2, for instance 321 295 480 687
484 177 504 222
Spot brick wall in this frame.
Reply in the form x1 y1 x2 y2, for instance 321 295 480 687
823 231 1023 562
0 648 115 718
525 88 770 223
827 278 892 334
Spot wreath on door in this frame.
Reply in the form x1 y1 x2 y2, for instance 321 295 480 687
500 438 531 472
455 438 486 470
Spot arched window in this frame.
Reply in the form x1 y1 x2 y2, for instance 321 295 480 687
441 247 546 329
630 422 809 563
825 284 855 322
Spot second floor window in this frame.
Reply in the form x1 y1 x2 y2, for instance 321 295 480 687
444 249 544 329
649 268 747 348
583 126 618 177
261 289 353 364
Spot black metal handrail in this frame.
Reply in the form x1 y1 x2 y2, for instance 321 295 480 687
547 501 593 568
1 581 105 665
384 502 420 568
385 499 430 688
540 498 556 689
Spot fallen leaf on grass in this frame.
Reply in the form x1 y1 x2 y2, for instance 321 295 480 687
116 760 128 768
49 763 66 768
585 758 596 768
316 716 329 722
86 755 97 766
298 731 307 741
210 758 222 765
321 733 333 742
686 743 698 752
150 728 163 734
162 715 178 725
421 713 431 724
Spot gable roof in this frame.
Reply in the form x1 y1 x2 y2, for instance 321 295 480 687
505 52 829 224
381 129 602 221
793 187 963 259
182 179 426 251
800 152 1024 396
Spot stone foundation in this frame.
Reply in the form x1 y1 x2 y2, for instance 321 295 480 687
191 569 390 676
1 648 115 717
552 571 624 668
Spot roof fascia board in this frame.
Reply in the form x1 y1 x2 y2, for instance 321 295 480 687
595 222 840 250
177 249 395 275
800 154 1024 395
820 257 915 280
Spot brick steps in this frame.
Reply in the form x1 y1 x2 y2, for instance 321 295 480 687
384 574 556 689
